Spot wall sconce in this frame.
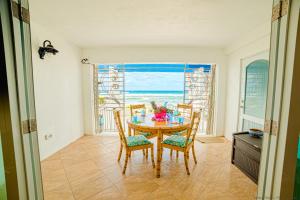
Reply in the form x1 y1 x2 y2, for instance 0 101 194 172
38 40 59 59
81 58 91 64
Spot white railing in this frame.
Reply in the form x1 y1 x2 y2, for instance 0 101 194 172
184 65 215 135
96 65 125 132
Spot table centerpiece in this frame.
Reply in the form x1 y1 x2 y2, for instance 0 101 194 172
150 101 173 122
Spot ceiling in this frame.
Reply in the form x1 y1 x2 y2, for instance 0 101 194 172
29 0 272 48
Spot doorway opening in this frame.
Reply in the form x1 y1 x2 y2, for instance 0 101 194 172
95 63 216 135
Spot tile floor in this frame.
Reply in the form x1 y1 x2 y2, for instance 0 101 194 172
41 134 257 200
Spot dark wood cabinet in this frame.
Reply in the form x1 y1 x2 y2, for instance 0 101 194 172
231 132 262 184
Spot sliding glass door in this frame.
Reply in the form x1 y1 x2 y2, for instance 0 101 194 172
257 0 289 197
0 0 43 199
258 0 300 199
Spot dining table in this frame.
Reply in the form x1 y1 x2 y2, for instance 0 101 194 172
127 114 191 178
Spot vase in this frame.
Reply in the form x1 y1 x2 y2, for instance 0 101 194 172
154 112 167 121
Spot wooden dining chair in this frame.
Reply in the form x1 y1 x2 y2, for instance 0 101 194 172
130 104 146 117
130 104 149 136
169 103 193 157
177 103 193 120
129 104 154 157
161 111 201 175
113 110 155 174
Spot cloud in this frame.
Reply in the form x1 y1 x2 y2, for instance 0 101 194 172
125 72 184 91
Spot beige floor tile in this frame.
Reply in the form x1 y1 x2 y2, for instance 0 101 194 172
44 183 74 200
42 159 64 171
88 185 124 200
115 180 160 197
71 175 114 200
43 177 70 193
64 160 100 182
41 135 257 200
44 191 74 200
42 169 67 183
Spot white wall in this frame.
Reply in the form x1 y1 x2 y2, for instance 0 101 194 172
82 46 227 136
31 22 84 160
224 21 271 140
82 64 95 135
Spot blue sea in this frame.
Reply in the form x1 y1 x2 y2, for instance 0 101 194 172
126 90 183 94
125 90 184 109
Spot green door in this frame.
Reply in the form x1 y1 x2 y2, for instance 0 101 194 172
294 136 300 199
0 135 7 200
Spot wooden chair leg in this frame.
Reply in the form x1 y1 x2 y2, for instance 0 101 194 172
143 149 145 156
192 144 197 164
170 149 173 157
176 150 179 159
151 147 155 168
160 148 163 160
123 150 130 174
146 149 149 159
187 150 190 159
118 144 123 161
184 152 190 175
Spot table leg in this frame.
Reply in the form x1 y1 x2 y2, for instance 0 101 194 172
156 130 162 178
128 125 132 136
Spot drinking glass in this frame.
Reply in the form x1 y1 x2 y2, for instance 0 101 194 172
174 110 179 116
178 116 184 124
141 109 145 117
132 115 138 123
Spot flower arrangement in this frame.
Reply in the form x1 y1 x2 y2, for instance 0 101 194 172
150 101 173 122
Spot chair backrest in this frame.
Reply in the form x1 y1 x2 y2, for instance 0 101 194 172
185 111 201 147
113 110 128 147
130 104 146 117
177 103 193 119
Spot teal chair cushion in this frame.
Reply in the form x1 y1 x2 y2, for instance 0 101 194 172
172 130 187 136
137 131 152 137
126 135 151 147
163 135 192 148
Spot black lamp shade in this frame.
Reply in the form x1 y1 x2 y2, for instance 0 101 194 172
38 40 59 59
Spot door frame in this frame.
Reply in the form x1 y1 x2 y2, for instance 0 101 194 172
0 0 28 198
0 0 44 199
0 7 22 199
257 0 300 199
279 5 300 197
267 0 300 198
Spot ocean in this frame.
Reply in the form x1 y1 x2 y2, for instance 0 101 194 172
125 90 184 109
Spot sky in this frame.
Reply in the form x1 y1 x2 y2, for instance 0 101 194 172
98 63 211 91
125 72 184 91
